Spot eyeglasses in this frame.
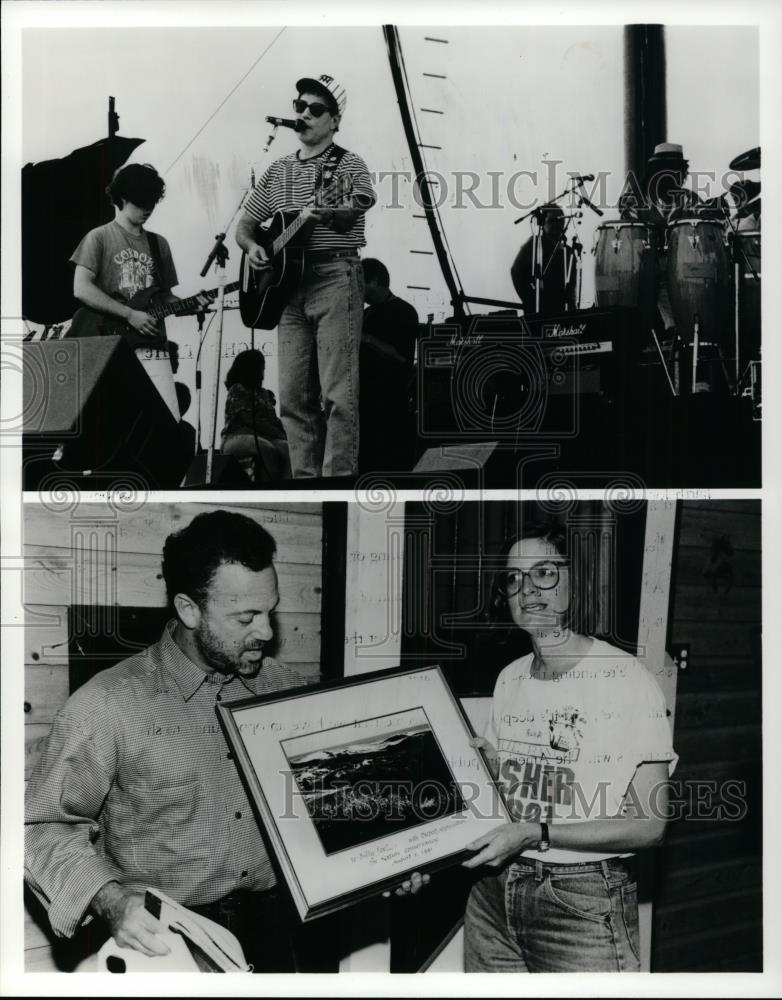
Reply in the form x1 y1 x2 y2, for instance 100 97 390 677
293 99 331 118
497 561 566 597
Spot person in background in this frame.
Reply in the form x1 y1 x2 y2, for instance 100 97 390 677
174 381 197 463
359 258 419 473
619 142 717 335
221 349 291 482
462 520 677 972
510 205 576 317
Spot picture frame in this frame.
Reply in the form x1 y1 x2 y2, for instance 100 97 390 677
217 664 512 921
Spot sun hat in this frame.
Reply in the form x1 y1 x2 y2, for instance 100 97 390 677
648 142 687 162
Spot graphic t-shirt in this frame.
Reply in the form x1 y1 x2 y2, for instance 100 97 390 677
70 221 178 347
485 639 678 863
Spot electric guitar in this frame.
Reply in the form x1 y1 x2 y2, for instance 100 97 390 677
238 149 352 330
67 282 239 349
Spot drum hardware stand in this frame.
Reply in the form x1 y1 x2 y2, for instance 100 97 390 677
730 234 760 390
649 325 678 396
737 358 761 421
682 312 732 396
691 313 702 395
719 200 760 389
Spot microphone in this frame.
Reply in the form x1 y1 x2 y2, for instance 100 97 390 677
265 116 305 132
579 194 604 217
572 173 595 184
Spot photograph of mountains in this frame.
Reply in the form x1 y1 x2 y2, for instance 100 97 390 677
283 708 465 855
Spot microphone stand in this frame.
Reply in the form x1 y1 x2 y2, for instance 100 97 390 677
514 178 595 315
202 237 229 485
190 185 253 485
263 124 280 155
184 122 285 486
570 230 584 311
515 206 547 314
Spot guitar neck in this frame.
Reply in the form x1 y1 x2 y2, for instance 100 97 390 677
269 187 346 257
147 281 240 320
271 213 309 258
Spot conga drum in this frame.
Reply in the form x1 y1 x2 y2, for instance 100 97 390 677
593 222 657 331
666 219 731 392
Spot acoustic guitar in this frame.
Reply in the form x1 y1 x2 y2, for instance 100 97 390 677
238 147 352 330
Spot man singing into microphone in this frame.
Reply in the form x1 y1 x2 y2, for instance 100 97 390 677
236 74 376 479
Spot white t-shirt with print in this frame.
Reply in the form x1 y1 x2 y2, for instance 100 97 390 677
485 638 678 863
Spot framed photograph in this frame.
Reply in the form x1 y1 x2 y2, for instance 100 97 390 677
217 664 512 921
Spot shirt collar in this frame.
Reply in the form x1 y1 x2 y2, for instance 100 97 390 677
157 621 258 701
296 142 334 164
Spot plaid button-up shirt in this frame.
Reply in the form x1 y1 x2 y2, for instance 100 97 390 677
25 621 311 938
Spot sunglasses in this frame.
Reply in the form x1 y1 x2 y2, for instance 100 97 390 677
293 99 333 118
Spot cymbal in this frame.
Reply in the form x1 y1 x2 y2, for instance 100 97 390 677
729 146 761 171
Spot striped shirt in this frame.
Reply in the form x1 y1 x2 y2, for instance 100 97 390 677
243 143 376 251
25 621 311 938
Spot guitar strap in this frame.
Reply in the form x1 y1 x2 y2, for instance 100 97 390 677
145 232 170 293
316 144 348 201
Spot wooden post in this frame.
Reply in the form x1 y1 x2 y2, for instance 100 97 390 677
636 500 679 972
624 25 667 179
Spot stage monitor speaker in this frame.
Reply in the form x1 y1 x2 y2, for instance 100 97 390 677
181 454 253 488
409 441 509 487
22 336 189 490
413 442 498 472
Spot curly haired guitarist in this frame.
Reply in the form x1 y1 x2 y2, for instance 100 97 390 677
235 74 376 478
70 163 208 419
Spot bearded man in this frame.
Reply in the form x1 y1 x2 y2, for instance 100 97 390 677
25 510 313 972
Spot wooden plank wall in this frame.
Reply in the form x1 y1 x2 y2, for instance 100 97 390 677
23 501 323 972
651 501 762 971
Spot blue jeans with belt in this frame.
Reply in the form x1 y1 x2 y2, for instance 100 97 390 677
464 857 641 972
278 254 363 478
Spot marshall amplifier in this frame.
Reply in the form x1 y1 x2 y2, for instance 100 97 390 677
417 307 638 441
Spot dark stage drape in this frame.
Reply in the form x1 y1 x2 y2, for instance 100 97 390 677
22 135 145 325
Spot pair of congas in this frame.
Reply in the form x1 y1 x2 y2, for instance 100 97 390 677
593 219 734 350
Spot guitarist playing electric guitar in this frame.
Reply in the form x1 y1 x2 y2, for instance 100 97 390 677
69 163 211 419
235 73 376 479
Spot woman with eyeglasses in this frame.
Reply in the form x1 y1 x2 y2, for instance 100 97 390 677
461 521 677 972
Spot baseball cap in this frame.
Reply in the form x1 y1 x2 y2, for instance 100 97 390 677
296 74 347 117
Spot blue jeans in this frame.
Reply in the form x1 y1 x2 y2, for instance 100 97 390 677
464 857 641 972
278 257 363 477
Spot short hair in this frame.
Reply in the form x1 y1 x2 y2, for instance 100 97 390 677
106 163 166 210
362 258 390 287
490 519 593 636
162 510 277 607
225 349 266 390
